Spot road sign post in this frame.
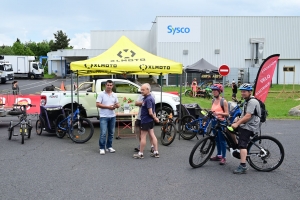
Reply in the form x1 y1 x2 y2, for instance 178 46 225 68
218 65 230 97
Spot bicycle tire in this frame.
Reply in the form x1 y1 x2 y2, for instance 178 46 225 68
28 120 32 139
160 122 177 146
21 127 25 144
55 114 67 138
8 121 13 140
185 90 193 97
189 136 215 168
69 118 94 143
180 115 197 140
36 120 42 135
247 135 285 172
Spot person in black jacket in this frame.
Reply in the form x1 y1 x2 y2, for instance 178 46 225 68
12 81 19 95
231 80 237 101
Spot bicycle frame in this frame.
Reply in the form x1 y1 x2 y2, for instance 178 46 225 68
10 105 32 131
184 115 214 136
57 107 81 133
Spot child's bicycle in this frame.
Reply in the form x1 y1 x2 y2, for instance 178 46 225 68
189 111 285 172
7 104 35 144
55 103 94 143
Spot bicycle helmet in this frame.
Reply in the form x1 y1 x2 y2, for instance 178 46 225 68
239 83 253 91
210 84 223 93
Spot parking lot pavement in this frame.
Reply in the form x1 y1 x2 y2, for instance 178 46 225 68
0 119 300 199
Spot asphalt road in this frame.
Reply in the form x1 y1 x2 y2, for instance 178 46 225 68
0 118 299 200
1 78 299 199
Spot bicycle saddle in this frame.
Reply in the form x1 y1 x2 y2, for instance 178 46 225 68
8 109 23 116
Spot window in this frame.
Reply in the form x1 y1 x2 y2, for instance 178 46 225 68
77 82 93 91
100 81 139 93
32 64 38 70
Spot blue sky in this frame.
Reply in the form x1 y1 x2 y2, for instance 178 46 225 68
1 0 299 49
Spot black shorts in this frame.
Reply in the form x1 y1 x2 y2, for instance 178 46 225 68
140 121 154 131
238 127 254 149
135 119 141 127
232 93 237 98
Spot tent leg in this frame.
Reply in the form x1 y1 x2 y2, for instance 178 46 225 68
160 73 162 124
178 72 183 140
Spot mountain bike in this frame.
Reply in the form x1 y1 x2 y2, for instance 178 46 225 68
179 109 213 140
189 111 285 172
160 112 177 146
55 103 94 143
7 104 35 144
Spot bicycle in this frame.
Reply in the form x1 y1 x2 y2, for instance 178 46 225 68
7 104 35 144
189 111 285 172
55 103 94 143
179 109 214 140
160 112 177 146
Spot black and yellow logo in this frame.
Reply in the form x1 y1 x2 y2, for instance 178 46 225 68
117 49 136 59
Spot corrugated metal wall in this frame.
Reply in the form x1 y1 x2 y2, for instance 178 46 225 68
91 30 150 50
155 16 300 85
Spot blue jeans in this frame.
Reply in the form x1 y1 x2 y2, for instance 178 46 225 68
99 117 116 149
212 119 227 158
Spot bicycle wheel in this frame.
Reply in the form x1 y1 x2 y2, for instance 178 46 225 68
189 136 215 168
185 90 193 97
247 135 285 172
70 118 94 143
36 120 42 135
161 122 177 146
28 120 32 139
55 114 67 138
180 115 197 140
21 127 25 144
8 121 13 140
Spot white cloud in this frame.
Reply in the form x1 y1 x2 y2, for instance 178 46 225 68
70 33 91 49
0 34 15 46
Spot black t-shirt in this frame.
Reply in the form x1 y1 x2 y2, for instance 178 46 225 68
232 84 237 93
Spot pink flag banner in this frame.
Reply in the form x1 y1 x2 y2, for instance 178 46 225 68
253 54 280 103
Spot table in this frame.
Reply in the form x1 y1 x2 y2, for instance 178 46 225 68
115 112 137 139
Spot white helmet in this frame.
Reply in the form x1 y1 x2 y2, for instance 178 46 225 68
232 80 235 83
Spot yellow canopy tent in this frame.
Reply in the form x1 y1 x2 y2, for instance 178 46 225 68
70 36 183 75
69 36 184 124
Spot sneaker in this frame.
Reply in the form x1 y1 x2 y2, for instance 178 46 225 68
210 155 222 161
106 148 116 153
150 146 154 153
134 147 140 152
150 152 160 158
133 153 144 159
219 158 226 165
99 149 105 155
233 165 249 174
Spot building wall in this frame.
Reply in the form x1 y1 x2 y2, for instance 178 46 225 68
91 30 150 50
154 16 300 85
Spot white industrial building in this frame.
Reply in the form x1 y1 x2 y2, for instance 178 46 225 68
48 16 300 85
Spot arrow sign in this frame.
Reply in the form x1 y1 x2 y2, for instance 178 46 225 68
218 65 230 76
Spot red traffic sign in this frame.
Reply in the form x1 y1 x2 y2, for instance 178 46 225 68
218 65 230 76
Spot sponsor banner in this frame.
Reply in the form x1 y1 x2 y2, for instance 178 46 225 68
158 17 201 42
0 95 41 114
253 54 280 102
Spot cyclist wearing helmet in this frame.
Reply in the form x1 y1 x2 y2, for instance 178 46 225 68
209 84 229 165
231 83 261 174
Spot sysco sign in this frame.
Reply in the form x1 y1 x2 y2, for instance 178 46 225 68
167 25 190 35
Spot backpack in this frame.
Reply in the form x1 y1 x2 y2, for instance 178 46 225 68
244 97 268 123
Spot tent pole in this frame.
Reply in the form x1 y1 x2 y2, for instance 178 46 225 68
77 71 79 104
179 70 183 139
70 71 74 135
160 73 162 123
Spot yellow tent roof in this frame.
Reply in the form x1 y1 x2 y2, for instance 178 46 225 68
70 36 183 75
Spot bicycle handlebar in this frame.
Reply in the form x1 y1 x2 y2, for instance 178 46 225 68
13 104 36 107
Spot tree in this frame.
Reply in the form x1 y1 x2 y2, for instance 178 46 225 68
25 40 50 56
12 39 34 56
0 45 15 55
50 30 72 51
